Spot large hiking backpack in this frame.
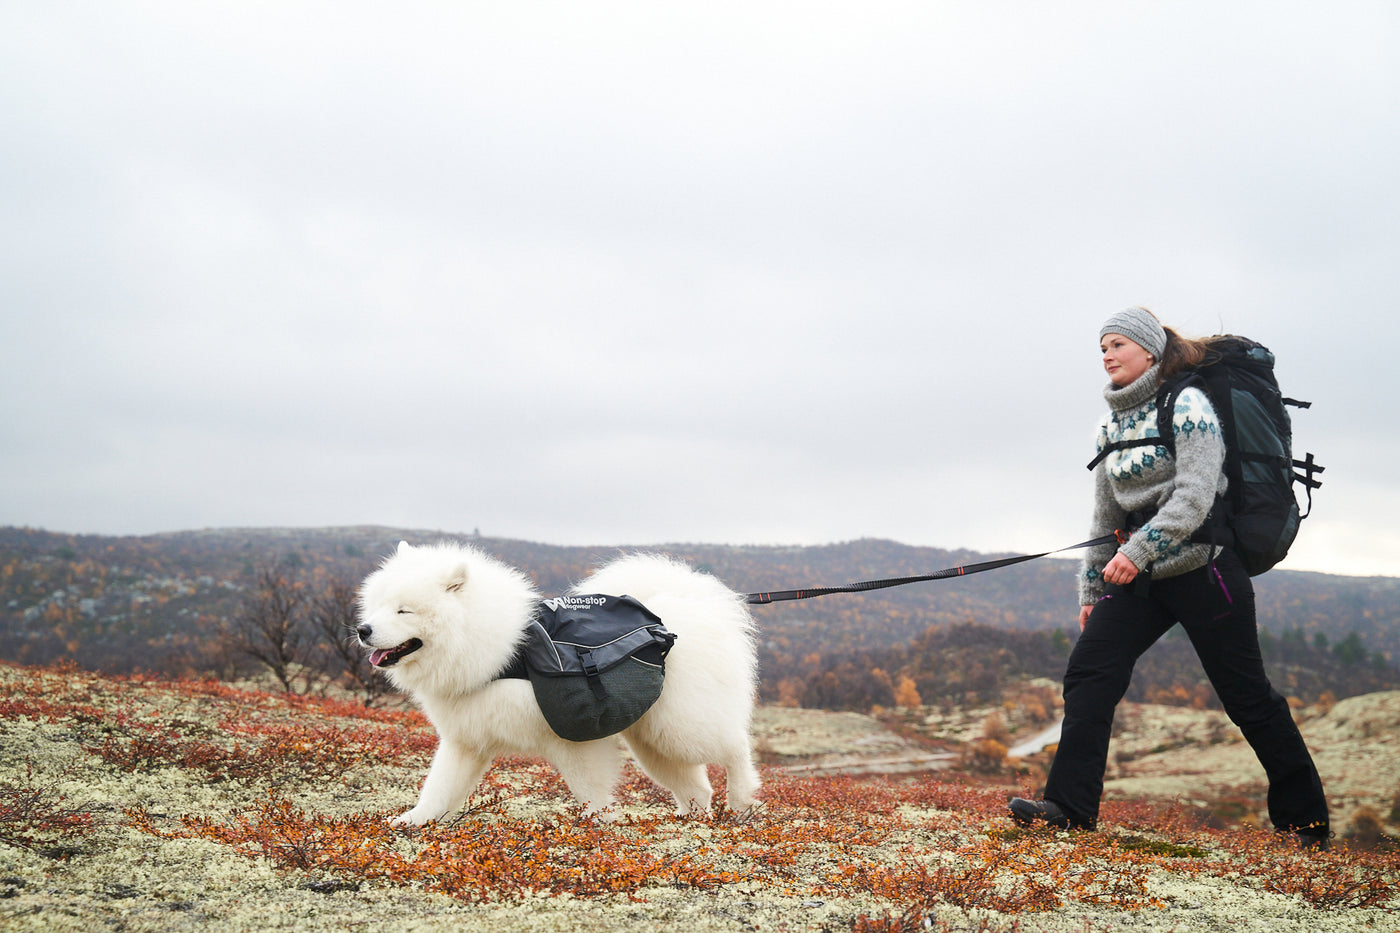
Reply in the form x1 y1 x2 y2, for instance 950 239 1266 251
1088 335 1324 576
497 594 677 742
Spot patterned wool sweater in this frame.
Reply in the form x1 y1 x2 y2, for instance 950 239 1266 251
1078 363 1228 605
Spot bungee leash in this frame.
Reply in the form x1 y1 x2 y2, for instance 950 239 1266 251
743 531 1127 605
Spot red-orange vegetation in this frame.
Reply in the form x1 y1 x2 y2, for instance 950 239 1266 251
5 660 1400 925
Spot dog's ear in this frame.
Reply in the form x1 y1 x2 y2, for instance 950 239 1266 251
397 540 414 554
443 562 469 594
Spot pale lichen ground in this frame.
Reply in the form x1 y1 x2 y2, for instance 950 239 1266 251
1 666 1397 933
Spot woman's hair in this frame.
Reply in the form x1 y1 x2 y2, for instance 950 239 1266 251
1157 325 1219 381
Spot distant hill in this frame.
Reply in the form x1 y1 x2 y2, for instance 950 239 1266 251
2 525 1397 706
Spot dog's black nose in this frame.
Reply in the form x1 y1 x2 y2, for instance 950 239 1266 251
356 623 372 642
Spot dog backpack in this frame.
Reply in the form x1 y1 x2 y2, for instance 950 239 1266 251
1088 335 1324 576
498 594 677 742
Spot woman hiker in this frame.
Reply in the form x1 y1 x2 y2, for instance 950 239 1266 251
1008 307 1330 847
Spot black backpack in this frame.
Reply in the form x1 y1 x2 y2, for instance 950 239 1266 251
496 594 677 742
1088 336 1324 576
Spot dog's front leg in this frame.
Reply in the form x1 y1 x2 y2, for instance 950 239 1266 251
551 741 625 821
394 738 488 827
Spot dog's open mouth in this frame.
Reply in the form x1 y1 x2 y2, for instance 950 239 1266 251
368 638 423 668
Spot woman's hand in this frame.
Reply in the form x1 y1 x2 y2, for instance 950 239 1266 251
1102 551 1140 586
1081 552 1142 630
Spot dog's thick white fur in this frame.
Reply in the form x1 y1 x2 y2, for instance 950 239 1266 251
356 541 761 826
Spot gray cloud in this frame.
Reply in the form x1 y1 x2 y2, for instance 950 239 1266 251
3 2 1398 576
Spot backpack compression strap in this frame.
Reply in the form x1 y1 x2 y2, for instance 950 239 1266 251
1293 451 1325 518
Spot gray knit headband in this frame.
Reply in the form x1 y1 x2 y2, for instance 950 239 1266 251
1100 307 1166 359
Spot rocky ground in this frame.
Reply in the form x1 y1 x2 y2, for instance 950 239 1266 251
1099 691 1400 827
1 664 1397 932
769 688 1400 832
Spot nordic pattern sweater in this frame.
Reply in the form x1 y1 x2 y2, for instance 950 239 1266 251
1078 363 1229 605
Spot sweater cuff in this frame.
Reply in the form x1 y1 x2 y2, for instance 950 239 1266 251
1119 535 1154 574
1078 568 1106 605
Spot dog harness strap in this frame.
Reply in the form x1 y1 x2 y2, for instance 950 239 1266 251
495 651 530 680
494 607 545 681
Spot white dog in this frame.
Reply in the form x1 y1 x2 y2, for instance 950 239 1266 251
356 541 761 826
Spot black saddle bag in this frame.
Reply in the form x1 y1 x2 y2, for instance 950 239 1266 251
511 594 676 742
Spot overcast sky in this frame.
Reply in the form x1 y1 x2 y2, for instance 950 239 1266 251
3 2 1398 579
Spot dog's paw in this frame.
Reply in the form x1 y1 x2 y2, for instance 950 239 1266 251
390 808 435 828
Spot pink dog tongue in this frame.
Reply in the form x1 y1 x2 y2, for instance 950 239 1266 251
370 648 391 667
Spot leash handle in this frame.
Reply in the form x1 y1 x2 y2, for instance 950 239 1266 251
744 532 1123 605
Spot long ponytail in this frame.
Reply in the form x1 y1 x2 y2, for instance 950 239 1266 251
1157 326 1217 382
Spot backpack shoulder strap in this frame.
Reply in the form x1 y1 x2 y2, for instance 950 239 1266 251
1153 371 1205 449
1085 376 1189 472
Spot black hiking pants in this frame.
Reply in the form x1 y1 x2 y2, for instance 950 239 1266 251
1044 548 1328 835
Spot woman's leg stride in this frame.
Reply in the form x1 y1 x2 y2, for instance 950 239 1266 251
1167 551 1330 837
1043 587 1176 828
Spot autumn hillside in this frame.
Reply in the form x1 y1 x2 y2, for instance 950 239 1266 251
3 526 1399 712
3 660 1399 932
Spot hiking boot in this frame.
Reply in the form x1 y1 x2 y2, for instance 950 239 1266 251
1009 798 1088 830
1287 827 1331 851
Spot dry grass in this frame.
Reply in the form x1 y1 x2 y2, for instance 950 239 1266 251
1 661 1397 932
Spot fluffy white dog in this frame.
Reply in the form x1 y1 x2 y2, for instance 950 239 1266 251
356 541 761 826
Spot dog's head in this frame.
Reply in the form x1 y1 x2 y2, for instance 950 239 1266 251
355 541 465 671
355 540 536 693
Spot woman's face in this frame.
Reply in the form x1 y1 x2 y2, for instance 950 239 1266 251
1101 333 1155 387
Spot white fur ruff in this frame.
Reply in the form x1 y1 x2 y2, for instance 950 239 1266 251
356 541 761 826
